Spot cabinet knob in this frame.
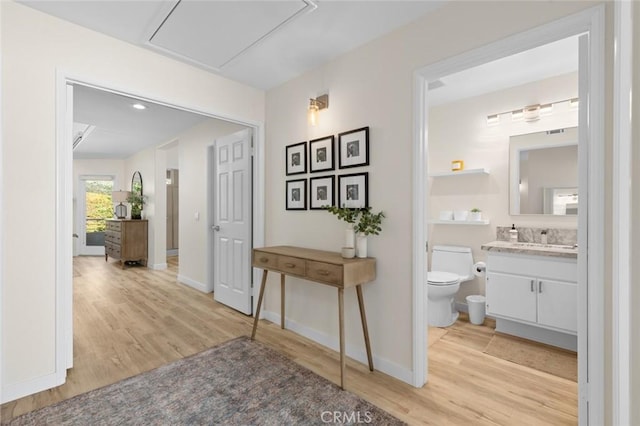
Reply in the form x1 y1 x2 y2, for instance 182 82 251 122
539 281 543 293
530 280 535 292
317 270 330 276
284 263 295 268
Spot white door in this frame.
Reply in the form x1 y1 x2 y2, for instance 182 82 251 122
78 176 114 256
212 129 252 314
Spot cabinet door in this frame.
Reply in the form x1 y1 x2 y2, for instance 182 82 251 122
537 279 577 333
486 272 536 323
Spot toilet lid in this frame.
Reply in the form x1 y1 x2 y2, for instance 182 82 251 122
428 271 459 285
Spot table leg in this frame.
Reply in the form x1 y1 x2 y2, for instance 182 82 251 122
251 269 268 340
356 285 374 371
280 274 285 329
338 287 345 390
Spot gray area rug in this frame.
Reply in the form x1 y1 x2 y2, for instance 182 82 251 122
9 336 404 425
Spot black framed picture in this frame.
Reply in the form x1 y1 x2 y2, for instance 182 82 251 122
286 179 307 210
338 126 369 169
309 135 335 173
286 141 307 175
309 175 335 210
338 172 368 209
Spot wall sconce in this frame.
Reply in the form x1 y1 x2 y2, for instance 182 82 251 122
112 190 131 219
308 94 329 126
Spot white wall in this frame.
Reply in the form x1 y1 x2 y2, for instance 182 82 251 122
265 1 596 382
428 72 578 302
1 0 264 400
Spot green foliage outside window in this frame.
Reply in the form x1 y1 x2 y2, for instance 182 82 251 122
85 180 114 233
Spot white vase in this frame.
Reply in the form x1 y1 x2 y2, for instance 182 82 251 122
344 225 355 248
356 234 368 258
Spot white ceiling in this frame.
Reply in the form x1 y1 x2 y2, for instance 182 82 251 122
23 1 578 159
427 35 580 106
20 0 446 90
72 85 207 159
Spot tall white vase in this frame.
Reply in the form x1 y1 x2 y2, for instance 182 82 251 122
356 234 368 258
344 225 355 248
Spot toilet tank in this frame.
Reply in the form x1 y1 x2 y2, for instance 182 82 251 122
431 245 474 281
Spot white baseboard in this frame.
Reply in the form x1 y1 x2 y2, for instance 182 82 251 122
262 310 413 385
2 370 64 404
177 274 211 293
149 263 167 270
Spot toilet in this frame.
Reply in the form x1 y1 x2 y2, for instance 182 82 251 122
428 245 474 327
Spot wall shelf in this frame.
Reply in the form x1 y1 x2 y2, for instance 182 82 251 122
429 168 490 178
429 219 490 226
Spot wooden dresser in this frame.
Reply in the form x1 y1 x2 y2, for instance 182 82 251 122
105 219 148 269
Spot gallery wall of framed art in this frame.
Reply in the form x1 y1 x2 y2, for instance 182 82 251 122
284 126 370 211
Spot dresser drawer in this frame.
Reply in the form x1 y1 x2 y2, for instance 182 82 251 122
106 243 121 259
253 252 278 269
277 256 306 276
105 231 121 244
306 261 343 286
106 221 122 232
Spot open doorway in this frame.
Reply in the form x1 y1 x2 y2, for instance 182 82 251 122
412 7 605 424
60 79 265 394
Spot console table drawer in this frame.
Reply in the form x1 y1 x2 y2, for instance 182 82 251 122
306 261 343 286
254 252 278 269
277 255 306 276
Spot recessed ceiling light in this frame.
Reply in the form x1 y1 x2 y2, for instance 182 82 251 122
132 103 146 110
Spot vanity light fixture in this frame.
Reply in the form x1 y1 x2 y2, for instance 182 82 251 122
308 94 329 126
488 97 579 126
132 103 147 110
112 190 131 219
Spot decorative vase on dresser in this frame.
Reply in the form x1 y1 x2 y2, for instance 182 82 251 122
356 234 368 258
105 219 148 269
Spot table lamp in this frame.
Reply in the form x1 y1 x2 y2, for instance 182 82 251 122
112 190 131 219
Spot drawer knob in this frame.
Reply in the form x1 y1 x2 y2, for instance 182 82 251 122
259 257 269 263
317 270 330 276
284 262 296 268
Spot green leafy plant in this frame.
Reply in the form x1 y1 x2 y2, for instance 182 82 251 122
470 207 482 213
354 207 385 236
325 205 360 225
127 192 147 218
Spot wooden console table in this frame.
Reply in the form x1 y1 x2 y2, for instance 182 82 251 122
251 246 376 389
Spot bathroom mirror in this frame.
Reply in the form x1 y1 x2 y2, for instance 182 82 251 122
509 127 578 215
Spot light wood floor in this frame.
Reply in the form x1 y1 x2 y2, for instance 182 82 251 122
1 256 577 425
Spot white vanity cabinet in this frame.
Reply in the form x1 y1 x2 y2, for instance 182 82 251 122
485 251 577 350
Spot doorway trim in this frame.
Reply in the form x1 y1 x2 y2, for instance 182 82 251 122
412 5 605 424
54 72 265 395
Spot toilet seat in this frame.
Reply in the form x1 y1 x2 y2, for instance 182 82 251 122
427 271 459 286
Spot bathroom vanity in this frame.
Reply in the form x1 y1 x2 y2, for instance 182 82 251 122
481 241 577 351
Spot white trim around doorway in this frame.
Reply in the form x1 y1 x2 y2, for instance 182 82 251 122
45 71 266 404
412 6 605 425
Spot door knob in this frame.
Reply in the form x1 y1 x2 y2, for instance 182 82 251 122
212 225 220 231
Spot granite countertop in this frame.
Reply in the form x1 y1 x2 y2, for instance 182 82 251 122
481 240 578 259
